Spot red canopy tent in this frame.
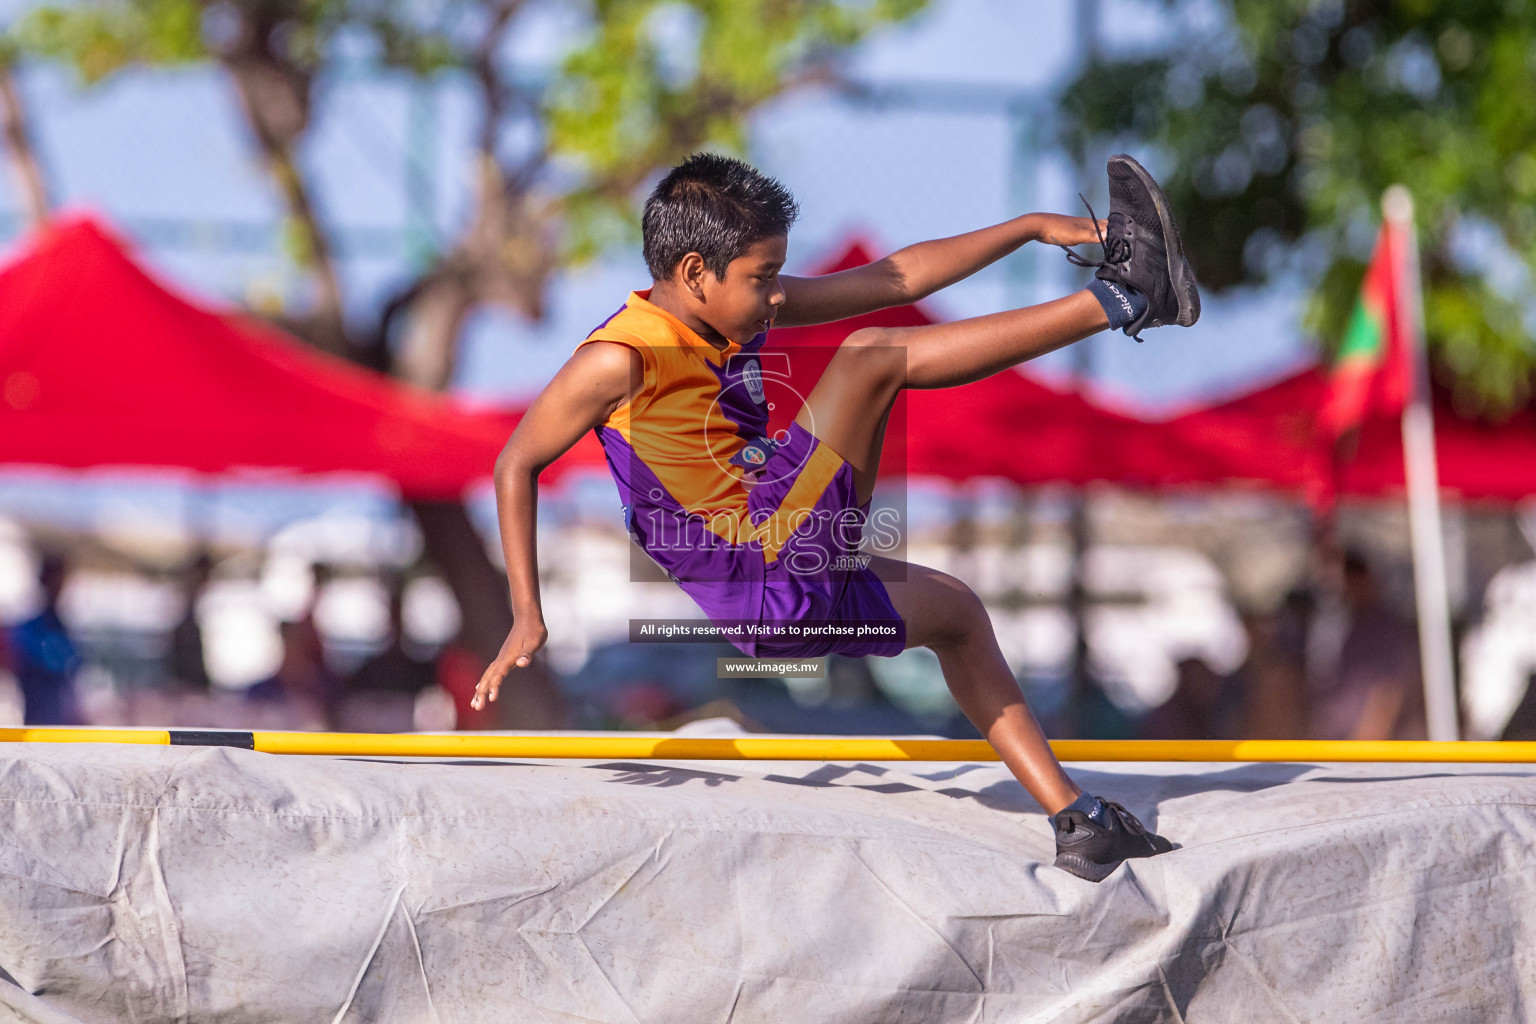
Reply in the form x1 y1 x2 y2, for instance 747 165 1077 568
1156 367 1332 502
1339 377 1536 500
1166 366 1536 503
0 217 602 497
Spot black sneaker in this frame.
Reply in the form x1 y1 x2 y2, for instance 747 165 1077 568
1062 154 1201 339
1052 799 1173 882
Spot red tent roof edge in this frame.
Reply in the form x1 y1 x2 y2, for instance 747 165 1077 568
0 215 613 496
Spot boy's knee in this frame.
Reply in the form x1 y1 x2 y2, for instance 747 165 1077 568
952 582 990 633
842 326 896 350
925 575 989 649
834 328 906 388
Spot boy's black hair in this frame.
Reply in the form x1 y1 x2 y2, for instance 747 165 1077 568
642 153 799 280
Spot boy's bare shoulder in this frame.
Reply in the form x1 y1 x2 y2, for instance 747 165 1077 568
508 340 642 457
546 338 645 411
568 337 644 378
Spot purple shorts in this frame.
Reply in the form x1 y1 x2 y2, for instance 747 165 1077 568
728 423 907 658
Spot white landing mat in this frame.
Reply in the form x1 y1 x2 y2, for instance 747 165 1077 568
0 744 1533 1022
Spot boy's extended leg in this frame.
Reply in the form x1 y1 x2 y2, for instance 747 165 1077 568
793 291 1109 502
869 555 1174 881
796 153 1200 504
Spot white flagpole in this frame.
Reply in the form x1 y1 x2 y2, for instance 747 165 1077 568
1385 185 1458 741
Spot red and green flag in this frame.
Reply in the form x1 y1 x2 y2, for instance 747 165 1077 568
1318 218 1416 438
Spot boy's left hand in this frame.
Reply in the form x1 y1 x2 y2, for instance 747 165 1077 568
1029 213 1108 249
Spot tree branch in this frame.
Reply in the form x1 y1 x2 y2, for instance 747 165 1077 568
0 62 52 228
218 6 349 356
475 1 524 156
382 0 551 388
573 64 840 208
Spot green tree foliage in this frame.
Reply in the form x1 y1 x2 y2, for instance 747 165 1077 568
547 0 923 259
1060 0 1536 414
10 0 925 337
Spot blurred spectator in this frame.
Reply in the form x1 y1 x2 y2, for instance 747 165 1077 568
1234 592 1312 739
337 575 438 732
1059 671 1140 740
8 555 81 725
0 619 21 725
245 619 336 730
1500 672 1536 742
612 681 686 729
1141 657 1240 740
167 552 213 692
1309 549 1426 741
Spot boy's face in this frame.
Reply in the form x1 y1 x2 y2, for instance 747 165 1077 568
694 235 788 344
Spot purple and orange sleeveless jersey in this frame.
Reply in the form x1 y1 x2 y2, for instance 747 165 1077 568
577 290 905 658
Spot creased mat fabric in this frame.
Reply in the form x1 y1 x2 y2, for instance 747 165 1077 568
0 744 1533 1022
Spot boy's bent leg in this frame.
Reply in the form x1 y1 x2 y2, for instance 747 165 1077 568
866 555 1081 814
794 291 1108 503
869 555 1176 880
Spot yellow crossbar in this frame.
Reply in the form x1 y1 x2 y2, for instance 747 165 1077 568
2 729 1536 762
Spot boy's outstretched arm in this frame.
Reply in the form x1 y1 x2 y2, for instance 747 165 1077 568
774 213 1107 329
470 341 640 711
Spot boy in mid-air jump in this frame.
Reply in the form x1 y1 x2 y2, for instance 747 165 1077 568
473 153 1200 881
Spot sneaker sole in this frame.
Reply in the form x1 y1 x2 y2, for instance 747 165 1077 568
1109 154 1201 328
1054 851 1122 883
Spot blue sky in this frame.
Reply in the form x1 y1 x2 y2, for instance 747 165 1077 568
0 0 1312 415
